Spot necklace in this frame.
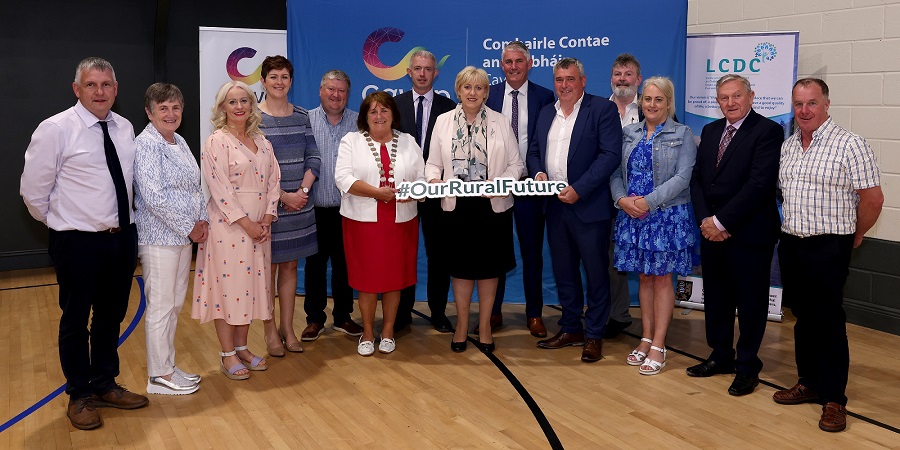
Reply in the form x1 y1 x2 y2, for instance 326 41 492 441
364 130 399 188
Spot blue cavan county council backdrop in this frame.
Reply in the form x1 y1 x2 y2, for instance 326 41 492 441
288 0 688 117
287 0 687 304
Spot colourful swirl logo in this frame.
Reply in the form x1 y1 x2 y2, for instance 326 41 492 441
363 27 449 80
754 42 777 62
226 47 263 85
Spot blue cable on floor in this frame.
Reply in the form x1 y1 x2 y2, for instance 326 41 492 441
0 276 146 434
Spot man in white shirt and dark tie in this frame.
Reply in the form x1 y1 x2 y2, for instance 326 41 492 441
21 57 149 431
394 50 456 332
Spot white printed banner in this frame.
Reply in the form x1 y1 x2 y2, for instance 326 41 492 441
675 275 784 322
198 27 286 140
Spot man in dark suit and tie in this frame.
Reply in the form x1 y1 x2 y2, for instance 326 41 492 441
483 41 555 338
394 49 457 332
688 74 783 396
527 58 622 362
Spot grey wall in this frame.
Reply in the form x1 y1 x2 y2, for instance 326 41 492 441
845 238 900 335
1 0 286 270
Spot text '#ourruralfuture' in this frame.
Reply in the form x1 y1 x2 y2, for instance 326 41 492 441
395 178 567 200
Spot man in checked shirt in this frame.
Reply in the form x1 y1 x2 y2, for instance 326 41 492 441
773 77 884 433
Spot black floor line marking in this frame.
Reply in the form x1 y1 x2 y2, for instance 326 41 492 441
411 308 564 449
0 282 58 292
0 274 146 293
547 304 900 434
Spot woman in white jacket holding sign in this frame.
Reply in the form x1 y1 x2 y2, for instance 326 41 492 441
335 91 424 357
425 66 525 353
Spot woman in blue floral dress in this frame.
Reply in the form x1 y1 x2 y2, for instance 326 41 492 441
610 77 697 375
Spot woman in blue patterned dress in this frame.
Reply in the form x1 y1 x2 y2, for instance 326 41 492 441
610 76 697 375
258 56 322 356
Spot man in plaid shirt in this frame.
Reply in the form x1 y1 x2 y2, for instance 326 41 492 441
773 78 884 433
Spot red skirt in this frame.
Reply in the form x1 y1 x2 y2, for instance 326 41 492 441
343 199 418 293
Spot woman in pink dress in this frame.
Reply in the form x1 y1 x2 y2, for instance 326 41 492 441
192 81 281 380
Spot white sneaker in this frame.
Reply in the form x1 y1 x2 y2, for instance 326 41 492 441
147 373 199 395
174 366 201 383
378 338 396 354
358 337 375 356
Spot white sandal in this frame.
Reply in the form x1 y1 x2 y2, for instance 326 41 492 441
378 338 396 354
626 338 652 366
358 337 375 356
639 345 667 375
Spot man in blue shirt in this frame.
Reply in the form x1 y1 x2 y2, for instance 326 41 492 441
303 70 364 341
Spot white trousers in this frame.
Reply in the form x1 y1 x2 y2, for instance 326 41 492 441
139 244 192 377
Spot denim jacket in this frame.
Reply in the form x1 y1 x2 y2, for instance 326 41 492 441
610 119 697 211
134 123 208 246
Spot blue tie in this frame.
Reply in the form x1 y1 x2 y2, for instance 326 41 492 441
415 95 424 145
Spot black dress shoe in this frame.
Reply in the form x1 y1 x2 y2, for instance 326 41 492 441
474 341 495 353
603 319 632 339
432 315 453 333
728 373 759 396
686 359 735 377
450 340 467 353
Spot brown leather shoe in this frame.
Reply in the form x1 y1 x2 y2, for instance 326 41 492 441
333 320 364 337
67 397 102 430
819 402 847 432
301 322 325 341
527 317 548 338
91 385 149 410
537 331 585 349
580 338 603 362
473 313 503 335
773 383 820 405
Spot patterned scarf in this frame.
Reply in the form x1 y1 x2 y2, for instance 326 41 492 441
450 104 488 181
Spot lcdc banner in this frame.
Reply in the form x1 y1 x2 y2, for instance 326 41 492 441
685 32 799 139
287 0 687 116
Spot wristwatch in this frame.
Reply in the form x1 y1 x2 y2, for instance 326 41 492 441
300 186 310 194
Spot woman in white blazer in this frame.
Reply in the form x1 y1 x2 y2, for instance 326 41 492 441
134 83 205 395
425 66 525 353
334 91 425 356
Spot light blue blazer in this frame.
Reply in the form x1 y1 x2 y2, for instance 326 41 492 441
134 123 208 246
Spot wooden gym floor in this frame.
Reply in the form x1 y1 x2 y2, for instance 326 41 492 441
0 266 898 449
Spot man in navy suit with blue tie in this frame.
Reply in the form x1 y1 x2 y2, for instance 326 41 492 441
527 58 622 362
483 41 555 338
394 50 457 332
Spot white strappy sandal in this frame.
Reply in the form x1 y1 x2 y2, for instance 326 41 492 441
626 338 652 366
639 345 667 375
